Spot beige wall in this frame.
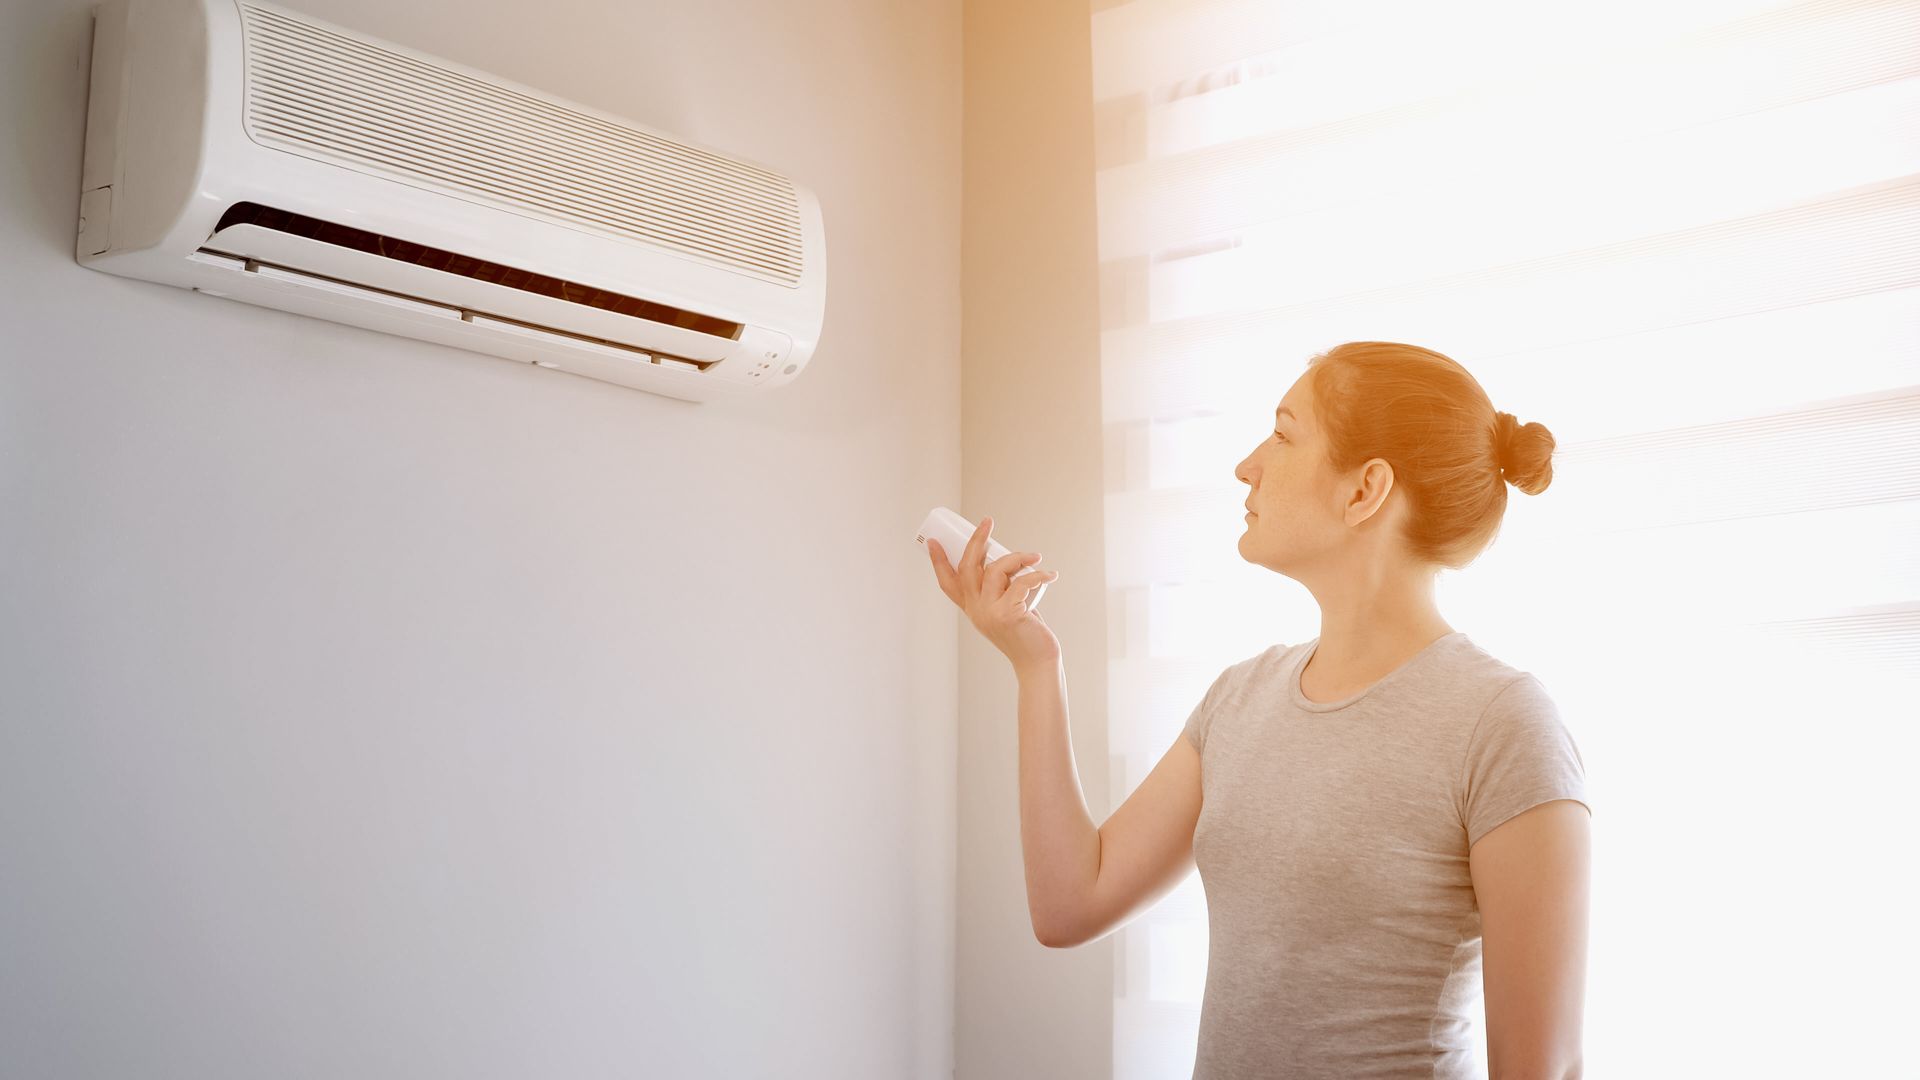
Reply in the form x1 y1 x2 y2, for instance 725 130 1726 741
0 1 962 1076
958 2 1112 1078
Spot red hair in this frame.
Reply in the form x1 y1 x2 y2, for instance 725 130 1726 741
1304 342 1554 570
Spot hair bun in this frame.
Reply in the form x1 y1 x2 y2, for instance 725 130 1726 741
1493 409 1555 495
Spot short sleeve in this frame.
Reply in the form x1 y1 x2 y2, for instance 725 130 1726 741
1181 664 1237 754
1460 674 1590 847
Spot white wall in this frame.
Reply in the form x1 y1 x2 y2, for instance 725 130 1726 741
956 3 1112 1078
0 1 961 1076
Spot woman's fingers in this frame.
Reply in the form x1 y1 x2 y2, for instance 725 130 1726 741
1007 569 1059 603
960 517 993 584
982 551 1040 601
927 540 956 602
930 538 1017 607
930 521 1058 626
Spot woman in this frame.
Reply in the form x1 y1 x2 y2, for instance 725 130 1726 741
927 341 1590 1079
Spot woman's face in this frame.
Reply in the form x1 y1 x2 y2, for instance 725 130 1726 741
1234 371 1342 573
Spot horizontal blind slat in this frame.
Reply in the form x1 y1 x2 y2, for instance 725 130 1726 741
1097 2 1920 256
1100 176 1920 422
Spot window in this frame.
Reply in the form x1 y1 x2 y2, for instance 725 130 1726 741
1090 1 1919 1074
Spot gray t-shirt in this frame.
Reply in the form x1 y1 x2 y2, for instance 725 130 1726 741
1181 631 1589 1079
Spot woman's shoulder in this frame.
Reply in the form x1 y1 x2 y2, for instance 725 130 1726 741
1232 640 1300 679
1206 641 1305 703
1431 637 1574 740
1436 633 1543 689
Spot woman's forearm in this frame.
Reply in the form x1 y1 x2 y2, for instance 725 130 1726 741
1014 657 1101 946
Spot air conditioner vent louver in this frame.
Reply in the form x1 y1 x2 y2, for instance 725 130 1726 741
237 2 804 286
208 201 746 340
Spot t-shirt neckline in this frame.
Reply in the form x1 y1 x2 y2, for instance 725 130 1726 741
1289 631 1469 713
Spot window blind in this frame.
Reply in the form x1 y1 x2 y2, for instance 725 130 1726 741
1089 1 1919 1075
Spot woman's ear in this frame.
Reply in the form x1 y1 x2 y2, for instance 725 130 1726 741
1342 458 1396 527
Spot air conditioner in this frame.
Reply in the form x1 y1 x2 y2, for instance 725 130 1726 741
76 0 826 403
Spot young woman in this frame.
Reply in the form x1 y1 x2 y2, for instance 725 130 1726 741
927 341 1590 1079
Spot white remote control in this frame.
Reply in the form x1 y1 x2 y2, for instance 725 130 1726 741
916 506 1049 611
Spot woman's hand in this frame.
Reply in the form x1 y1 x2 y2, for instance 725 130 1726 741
926 515 1062 672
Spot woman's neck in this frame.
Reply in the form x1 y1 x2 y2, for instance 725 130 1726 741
1304 567 1454 688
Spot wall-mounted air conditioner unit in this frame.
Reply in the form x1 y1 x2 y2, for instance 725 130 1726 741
77 0 826 403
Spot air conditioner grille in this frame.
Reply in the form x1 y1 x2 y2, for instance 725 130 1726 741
238 3 805 286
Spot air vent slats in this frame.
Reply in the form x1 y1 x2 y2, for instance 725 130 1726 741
243 85 801 266
238 3 804 285
246 6 788 189
242 43 802 232
241 9 801 220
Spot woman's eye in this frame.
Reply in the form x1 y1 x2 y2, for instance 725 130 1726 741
1272 431 1286 443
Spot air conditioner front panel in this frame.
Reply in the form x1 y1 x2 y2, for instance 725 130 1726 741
77 0 827 401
